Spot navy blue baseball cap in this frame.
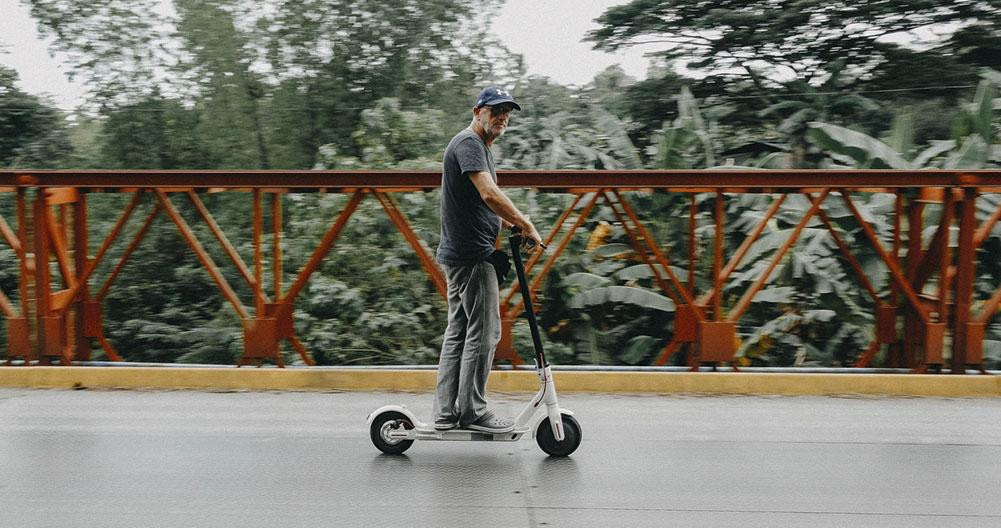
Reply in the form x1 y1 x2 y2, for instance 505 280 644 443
474 86 521 111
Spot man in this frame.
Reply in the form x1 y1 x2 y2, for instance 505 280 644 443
433 86 544 433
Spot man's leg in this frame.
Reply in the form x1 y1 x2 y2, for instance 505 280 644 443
432 264 468 425
456 261 501 427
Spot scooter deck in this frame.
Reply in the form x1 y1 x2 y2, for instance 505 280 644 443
393 424 530 442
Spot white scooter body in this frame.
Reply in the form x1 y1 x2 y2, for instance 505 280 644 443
366 365 571 443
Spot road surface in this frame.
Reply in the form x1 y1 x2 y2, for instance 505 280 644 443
2 388 1000 527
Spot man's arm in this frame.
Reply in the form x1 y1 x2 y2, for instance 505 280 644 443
469 171 543 246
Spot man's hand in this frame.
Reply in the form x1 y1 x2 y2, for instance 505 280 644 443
521 222 545 255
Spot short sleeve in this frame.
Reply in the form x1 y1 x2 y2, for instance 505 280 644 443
454 137 489 176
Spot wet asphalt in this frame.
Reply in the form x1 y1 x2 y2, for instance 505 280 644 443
2 388 1000 527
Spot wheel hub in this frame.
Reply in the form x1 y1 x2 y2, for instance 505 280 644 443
380 420 404 445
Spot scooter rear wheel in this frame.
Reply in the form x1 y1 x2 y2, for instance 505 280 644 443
536 413 581 457
370 411 415 455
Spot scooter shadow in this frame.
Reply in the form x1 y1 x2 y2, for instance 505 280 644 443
368 452 414 479
370 452 413 467
536 456 579 479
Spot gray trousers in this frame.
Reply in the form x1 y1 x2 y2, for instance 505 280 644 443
433 260 501 426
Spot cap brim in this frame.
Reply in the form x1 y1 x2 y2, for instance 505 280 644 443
491 99 521 111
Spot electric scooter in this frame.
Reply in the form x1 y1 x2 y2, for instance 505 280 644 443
367 227 581 457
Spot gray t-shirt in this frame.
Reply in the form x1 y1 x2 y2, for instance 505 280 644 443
436 128 500 266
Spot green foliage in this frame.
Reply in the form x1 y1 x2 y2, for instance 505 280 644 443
567 285 675 313
99 92 207 169
588 0 1001 89
498 77 643 169
649 87 719 168
806 123 912 169
286 195 447 365
4 0 1001 369
807 72 1001 170
0 66 73 167
313 98 448 169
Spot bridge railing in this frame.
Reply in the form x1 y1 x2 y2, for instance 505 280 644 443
1 170 1000 372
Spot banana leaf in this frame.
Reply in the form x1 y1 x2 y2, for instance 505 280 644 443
568 286 676 312
751 286 797 303
806 122 911 169
943 136 989 169
912 140 957 168
614 264 689 283
560 272 612 291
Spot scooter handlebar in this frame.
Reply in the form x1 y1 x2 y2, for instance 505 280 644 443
508 225 545 251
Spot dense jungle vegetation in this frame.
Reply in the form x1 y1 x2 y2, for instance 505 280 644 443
2 0 1000 368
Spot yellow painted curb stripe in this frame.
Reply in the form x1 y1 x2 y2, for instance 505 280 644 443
1 367 1000 397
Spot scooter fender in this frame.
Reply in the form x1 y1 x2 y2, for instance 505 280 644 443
529 408 574 439
366 404 418 427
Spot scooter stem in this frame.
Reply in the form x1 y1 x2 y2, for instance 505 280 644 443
510 228 564 442
509 229 548 369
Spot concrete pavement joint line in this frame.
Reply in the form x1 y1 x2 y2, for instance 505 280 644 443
662 439 1001 447
515 455 541 528
0 367 999 396
522 506 1001 518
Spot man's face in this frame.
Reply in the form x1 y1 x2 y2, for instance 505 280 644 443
476 103 515 140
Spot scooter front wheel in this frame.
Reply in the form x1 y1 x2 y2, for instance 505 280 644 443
370 411 415 455
536 413 581 457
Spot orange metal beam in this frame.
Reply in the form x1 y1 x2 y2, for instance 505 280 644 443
936 192 956 322
974 284 1001 325
728 190 830 323
0 214 21 254
155 191 250 320
253 189 265 316
687 194 697 295
288 335 315 367
911 204 952 294
373 191 448 300
853 339 883 369
604 190 700 312
974 197 1001 248
713 191 725 320
0 288 15 318
840 192 932 325
33 189 59 361
72 191 89 360
653 335 683 367
280 190 365 310
503 192 597 311
45 208 77 290
97 205 162 301
49 191 144 314
2 170 999 371
952 188 978 370
696 194 787 308
16 188 29 320
185 191 269 310
890 192 903 307
0 208 25 319
523 193 584 274
815 207 884 305
605 190 680 305
272 193 283 301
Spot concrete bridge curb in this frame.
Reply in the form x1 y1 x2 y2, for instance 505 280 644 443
2 367 1000 397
